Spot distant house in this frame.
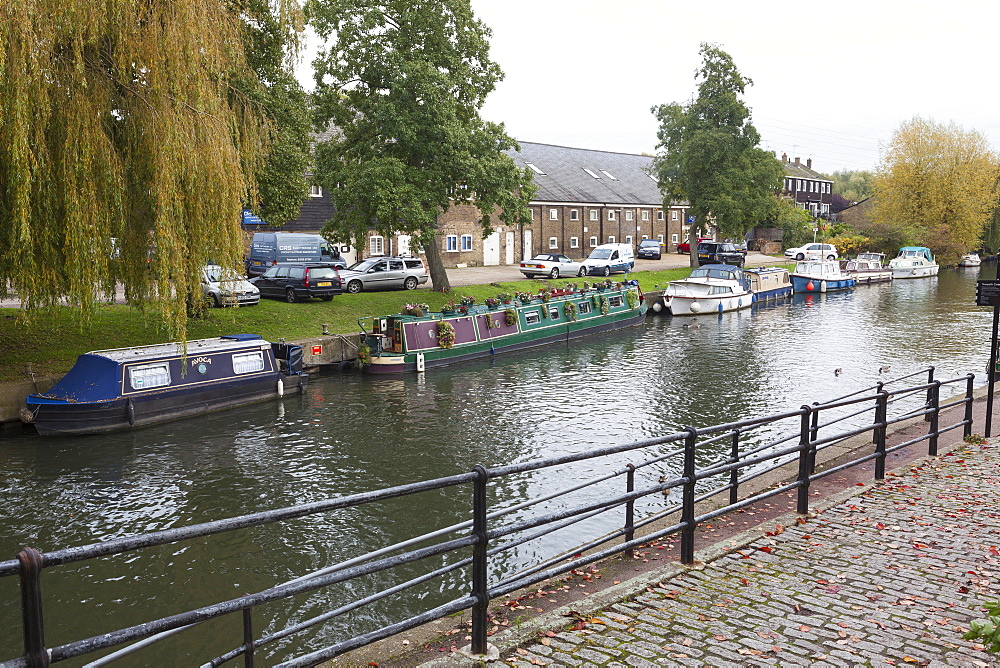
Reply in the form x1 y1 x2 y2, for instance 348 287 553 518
253 141 691 268
780 153 834 219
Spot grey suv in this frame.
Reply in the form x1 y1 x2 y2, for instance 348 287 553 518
697 242 744 267
339 256 429 293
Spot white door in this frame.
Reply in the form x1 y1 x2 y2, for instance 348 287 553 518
505 231 515 265
523 230 533 261
483 232 500 266
397 235 411 256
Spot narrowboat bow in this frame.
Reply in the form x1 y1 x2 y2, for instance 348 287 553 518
358 282 646 374
22 335 307 436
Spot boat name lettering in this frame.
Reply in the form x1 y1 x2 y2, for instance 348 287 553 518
190 356 213 368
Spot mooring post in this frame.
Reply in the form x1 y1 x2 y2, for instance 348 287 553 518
471 465 490 656
242 604 255 668
18 547 48 668
796 406 813 514
680 427 698 565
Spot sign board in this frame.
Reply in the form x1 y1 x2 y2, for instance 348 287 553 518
976 280 1000 307
687 216 695 223
311 345 323 356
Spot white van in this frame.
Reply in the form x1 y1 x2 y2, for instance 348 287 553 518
583 243 635 276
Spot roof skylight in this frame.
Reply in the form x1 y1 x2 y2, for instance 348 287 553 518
525 163 546 175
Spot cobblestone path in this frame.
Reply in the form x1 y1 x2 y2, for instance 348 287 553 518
488 443 1000 667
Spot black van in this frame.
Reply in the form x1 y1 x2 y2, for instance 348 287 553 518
247 233 346 276
249 263 344 303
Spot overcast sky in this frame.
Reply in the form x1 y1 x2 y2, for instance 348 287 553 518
298 0 999 175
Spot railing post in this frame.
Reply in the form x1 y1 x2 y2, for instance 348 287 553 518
729 430 740 506
796 406 813 514
809 401 820 443
242 604 255 668
929 380 942 456
680 427 698 565
874 388 889 480
965 374 975 438
624 464 636 558
17 547 48 668
925 366 935 422
471 465 490 656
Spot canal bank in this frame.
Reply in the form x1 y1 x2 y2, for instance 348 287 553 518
349 387 1000 667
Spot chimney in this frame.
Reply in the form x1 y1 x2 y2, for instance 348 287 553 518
781 152 788 163
794 157 801 166
806 158 812 169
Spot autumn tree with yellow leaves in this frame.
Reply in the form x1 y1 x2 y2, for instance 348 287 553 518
873 117 999 262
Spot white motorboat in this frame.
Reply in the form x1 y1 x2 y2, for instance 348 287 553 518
663 264 752 316
889 247 939 279
842 253 892 284
959 253 982 267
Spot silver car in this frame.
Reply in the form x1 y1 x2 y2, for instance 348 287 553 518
201 265 260 307
339 256 429 293
519 253 588 279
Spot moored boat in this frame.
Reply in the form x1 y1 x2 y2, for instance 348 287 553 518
959 252 982 267
358 282 646 373
889 246 939 279
841 252 892 284
745 266 793 303
662 264 752 316
790 260 856 293
22 335 307 436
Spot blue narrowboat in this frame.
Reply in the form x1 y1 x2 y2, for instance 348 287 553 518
22 335 307 436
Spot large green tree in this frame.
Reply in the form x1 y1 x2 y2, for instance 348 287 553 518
0 0 304 337
873 117 998 262
307 0 535 291
651 43 784 266
828 169 874 205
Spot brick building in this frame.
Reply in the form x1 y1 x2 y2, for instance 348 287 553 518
780 153 834 219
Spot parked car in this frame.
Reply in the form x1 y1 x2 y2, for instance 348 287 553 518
784 243 838 261
697 241 745 267
636 239 665 260
519 253 588 279
677 237 711 254
247 232 347 277
249 263 343 303
339 256 429 293
583 243 635 276
201 264 259 307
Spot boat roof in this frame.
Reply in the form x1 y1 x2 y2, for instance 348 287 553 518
90 335 268 362
900 246 931 252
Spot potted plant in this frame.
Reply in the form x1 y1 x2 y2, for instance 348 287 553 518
460 295 475 307
517 292 533 304
540 291 551 303
564 301 578 321
440 301 457 315
497 292 513 304
436 321 456 349
484 297 501 309
403 302 429 317
504 308 517 326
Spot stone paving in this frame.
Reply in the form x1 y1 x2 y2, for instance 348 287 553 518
484 442 1000 667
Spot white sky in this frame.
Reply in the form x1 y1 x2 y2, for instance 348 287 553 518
297 0 1000 175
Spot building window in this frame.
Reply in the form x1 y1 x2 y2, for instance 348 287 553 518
589 236 598 247
671 234 678 243
600 169 617 181
671 210 678 221
608 236 616 243
657 211 664 221
446 235 458 252
549 209 558 220
641 210 649 221
641 234 648 240
548 237 558 249
570 209 579 221
309 184 323 198
625 210 634 222
583 168 601 179
370 235 385 255
461 234 473 251
625 235 633 245
525 162 545 175
608 211 616 221
570 237 579 248
589 209 599 221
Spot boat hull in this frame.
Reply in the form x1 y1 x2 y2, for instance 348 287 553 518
790 275 856 292
665 293 751 316
890 265 939 279
26 373 306 436
845 270 893 284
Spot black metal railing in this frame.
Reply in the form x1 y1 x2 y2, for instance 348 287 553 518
0 368 976 667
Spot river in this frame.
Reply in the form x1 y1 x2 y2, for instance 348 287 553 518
0 265 994 664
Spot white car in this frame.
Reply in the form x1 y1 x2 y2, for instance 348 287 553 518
201 265 260 307
519 253 588 279
784 243 838 261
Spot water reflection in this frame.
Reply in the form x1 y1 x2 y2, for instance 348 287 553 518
0 266 995 662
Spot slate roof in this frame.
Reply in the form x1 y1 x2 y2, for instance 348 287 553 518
782 160 832 182
506 142 665 206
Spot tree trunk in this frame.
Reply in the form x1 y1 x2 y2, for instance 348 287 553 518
688 226 699 268
423 233 452 292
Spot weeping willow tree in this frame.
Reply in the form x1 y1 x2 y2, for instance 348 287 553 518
0 0 303 338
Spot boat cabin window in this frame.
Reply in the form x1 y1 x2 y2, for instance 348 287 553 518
524 310 541 325
608 295 623 308
129 362 171 390
548 306 560 320
578 301 592 315
233 351 265 374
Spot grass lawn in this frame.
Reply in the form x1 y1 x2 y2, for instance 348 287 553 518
0 267 696 382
